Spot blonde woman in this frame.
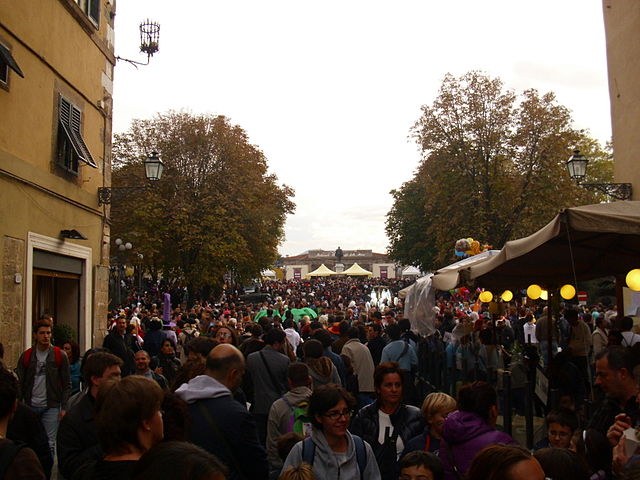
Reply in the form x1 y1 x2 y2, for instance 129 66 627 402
278 463 316 480
402 392 457 456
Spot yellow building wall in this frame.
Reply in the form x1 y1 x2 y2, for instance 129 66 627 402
603 0 640 198
0 0 115 366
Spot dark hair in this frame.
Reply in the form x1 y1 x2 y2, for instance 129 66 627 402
595 346 633 371
374 361 404 390
386 323 401 341
457 381 497 421
288 362 310 387
308 384 355 429
283 318 295 330
399 451 444 480
398 318 411 332
621 316 634 331
160 393 191 442
338 320 350 335
467 445 534 480
161 337 177 350
132 441 227 480
564 309 579 321
368 323 382 333
96 376 164 455
82 352 123 385
534 448 589 480
303 339 324 359
186 336 218 358
312 329 333 348
546 408 579 432
573 428 612 475
347 326 359 339
250 324 264 337
33 318 52 333
263 328 286 346
277 432 305 462
63 341 81 364
0 367 18 418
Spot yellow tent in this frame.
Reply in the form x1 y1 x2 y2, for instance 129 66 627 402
307 264 337 277
339 263 373 276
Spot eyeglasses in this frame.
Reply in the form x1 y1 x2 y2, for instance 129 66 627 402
217 332 232 338
323 409 353 420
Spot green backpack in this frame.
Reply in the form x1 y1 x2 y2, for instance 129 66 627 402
282 396 313 437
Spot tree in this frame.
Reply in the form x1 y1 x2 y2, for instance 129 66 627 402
386 71 612 270
110 111 295 294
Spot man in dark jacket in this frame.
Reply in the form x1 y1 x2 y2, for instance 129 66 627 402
176 344 268 480
247 328 290 444
366 323 387 366
56 352 122 479
102 316 138 375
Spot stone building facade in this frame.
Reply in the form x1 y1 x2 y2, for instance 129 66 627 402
282 249 396 280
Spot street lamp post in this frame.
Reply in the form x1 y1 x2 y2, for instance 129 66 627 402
566 149 632 200
98 152 164 205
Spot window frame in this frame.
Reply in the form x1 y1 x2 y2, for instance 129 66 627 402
56 95 98 175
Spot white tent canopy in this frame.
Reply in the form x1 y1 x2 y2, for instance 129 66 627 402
261 269 276 278
431 250 500 291
339 263 373 276
401 266 421 276
307 264 336 277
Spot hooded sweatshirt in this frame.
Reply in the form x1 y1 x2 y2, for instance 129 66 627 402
283 428 381 480
306 357 341 388
175 375 269 480
175 374 229 403
439 410 517 480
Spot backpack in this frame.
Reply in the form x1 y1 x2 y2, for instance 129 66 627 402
22 346 63 367
282 396 313 437
301 435 367 479
0 440 27 479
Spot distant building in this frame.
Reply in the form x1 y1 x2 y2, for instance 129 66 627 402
602 0 639 198
0 0 115 366
282 249 396 280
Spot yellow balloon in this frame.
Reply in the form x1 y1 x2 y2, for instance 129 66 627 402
501 290 513 302
125 266 135 277
479 291 493 303
527 284 542 300
626 269 640 291
540 290 548 301
560 284 576 300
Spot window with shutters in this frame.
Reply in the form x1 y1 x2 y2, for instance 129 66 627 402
56 96 98 175
74 0 100 27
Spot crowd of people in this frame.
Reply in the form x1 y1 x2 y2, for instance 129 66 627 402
0 276 639 480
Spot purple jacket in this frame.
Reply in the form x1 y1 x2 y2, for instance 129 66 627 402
439 410 517 480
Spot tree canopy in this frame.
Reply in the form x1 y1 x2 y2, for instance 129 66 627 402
110 111 295 292
386 71 612 271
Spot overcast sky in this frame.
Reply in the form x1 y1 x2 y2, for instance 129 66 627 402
112 1 611 257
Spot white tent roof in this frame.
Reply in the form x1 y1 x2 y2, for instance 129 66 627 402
261 269 276 277
339 263 373 276
307 264 336 277
401 266 421 276
431 250 500 291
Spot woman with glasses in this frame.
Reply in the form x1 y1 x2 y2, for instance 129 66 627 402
350 362 425 480
282 384 381 480
214 326 239 346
